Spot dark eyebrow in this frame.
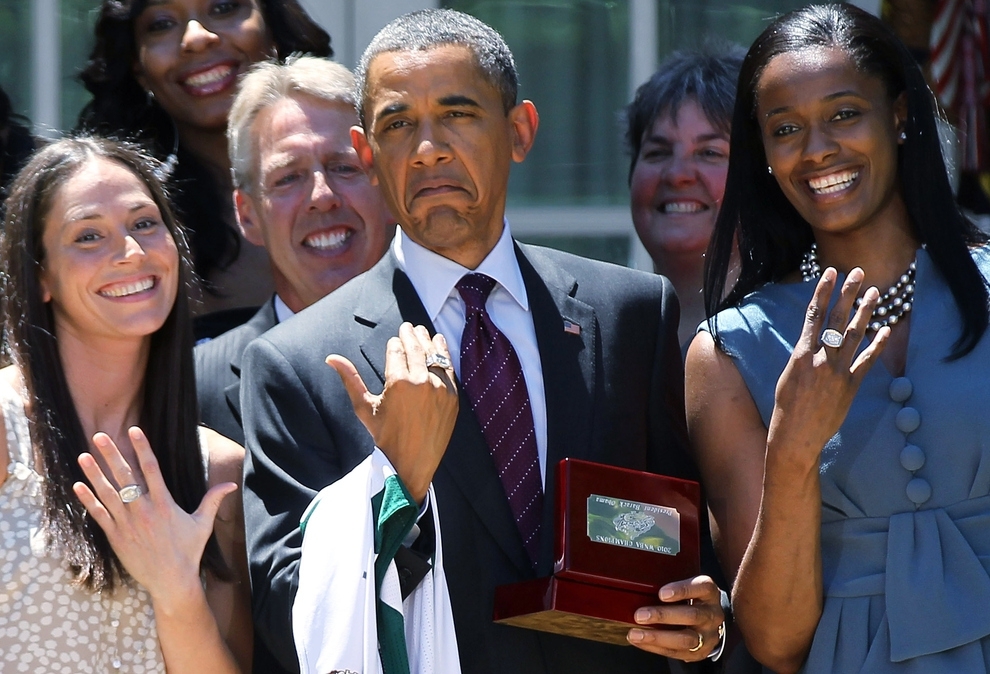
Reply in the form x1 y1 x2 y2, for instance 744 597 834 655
438 95 480 108
67 202 154 225
642 132 727 146
764 90 866 120
377 102 409 120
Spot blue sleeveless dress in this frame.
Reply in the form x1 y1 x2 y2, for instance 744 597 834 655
704 246 990 673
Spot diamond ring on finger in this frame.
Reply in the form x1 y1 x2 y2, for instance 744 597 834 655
118 484 144 504
425 353 451 369
820 328 845 349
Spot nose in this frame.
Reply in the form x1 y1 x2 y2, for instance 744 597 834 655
310 171 342 211
181 19 220 52
115 235 146 263
802 122 840 165
411 121 453 167
661 153 697 186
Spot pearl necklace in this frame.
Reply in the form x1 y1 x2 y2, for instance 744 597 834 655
800 243 916 331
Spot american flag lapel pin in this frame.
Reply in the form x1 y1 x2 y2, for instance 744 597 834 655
563 319 581 335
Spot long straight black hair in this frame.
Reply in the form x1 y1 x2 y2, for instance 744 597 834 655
0 136 227 590
705 3 989 359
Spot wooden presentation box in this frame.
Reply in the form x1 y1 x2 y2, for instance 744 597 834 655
493 458 700 645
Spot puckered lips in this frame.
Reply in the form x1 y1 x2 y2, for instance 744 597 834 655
302 225 355 254
178 62 238 97
805 168 861 198
410 176 469 203
97 275 158 301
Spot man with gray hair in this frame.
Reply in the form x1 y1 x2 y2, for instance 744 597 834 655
196 55 394 448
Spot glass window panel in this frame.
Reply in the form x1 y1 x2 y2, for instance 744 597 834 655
61 0 98 131
656 0 808 55
0 1 33 119
443 0 631 208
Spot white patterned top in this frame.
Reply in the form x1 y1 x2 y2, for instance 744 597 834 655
0 381 166 673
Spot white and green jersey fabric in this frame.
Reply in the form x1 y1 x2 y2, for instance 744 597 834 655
292 449 461 674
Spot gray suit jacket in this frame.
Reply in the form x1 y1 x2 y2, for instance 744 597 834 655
195 299 278 446
241 243 698 673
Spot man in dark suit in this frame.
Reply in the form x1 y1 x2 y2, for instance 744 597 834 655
195 55 394 447
242 9 725 673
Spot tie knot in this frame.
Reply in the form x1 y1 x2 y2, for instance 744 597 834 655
456 273 497 311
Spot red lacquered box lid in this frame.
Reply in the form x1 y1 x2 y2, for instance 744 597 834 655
553 458 700 594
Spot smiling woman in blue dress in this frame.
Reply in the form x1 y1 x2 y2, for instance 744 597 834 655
687 4 990 673
0 137 252 672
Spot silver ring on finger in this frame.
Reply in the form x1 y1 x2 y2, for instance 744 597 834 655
820 328 845 349
688 631 704 653
118 484 144 504
425 353 451 370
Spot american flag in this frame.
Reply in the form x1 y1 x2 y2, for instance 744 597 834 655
929 0 990 170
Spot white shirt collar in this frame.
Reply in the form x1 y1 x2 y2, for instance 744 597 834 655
392 219 529 322
273 294 295 324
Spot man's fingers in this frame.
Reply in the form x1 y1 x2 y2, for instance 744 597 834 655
657 575 720 604
400 322 428 378
430 332 458 394
326 354 378 422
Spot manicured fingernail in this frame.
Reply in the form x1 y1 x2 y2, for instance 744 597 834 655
627 629 645 643
635 608 651 622
660 587 675 600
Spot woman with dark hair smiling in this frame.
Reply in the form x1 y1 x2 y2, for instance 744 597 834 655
625 43 745 345
688 4 990 672
78 0 331 334
0 137 251 672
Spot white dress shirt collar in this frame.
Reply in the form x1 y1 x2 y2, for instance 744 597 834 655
392 220 529 321
273 294 295 324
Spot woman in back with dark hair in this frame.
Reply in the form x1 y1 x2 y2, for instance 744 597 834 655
78 0 331 333
0 83 35 194
687 4 990 672
0 136 251 672
625 43 744 345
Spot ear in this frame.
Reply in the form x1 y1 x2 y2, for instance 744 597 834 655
233 189 265 247
351 125 378 186
508 100 539 163
893 91 908 143
38 266 52 303
133 59 150 95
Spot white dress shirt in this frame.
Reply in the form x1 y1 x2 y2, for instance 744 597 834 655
274 294 295 324
393 222 549 484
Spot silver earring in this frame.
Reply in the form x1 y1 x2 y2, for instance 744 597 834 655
768 165 773 175
899 130 907 141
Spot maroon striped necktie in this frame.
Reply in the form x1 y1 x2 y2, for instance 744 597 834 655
456 273 543 568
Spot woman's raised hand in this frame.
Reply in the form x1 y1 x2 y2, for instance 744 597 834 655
768 267 890 464
73 427 236 605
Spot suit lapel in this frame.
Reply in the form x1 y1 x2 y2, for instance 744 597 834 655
357 251 535 574
225 300 278 424
352 246 601 575
356 251 434 386
515 244 598 572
